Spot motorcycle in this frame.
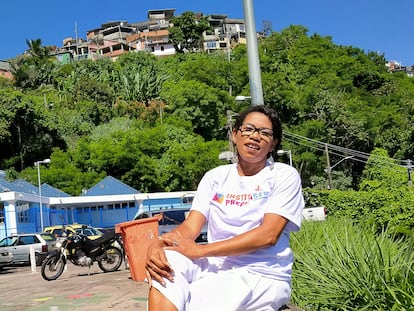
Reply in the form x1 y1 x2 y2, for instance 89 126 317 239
41 229 124 281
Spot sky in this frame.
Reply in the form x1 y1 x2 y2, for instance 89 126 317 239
1 0 413 65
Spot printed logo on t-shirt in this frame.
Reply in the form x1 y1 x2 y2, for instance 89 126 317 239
214 185 269 207
213 192 225 204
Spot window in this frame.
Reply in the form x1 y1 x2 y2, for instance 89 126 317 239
51 229 63 237
17 203 29 223
206 41 217 49
19 235 39 245
0 203 4 223
0 237 16 247
182 196 194 204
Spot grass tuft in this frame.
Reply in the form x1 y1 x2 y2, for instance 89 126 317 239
291 217 414 310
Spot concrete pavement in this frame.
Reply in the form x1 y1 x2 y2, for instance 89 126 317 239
0 262 149 311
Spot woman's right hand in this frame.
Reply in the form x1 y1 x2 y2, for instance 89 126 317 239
145 239 174 287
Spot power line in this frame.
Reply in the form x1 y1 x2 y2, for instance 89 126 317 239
283 131 408 172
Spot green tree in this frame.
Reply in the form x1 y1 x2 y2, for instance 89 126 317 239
169 11 211 53
116 61 167 105
11 38 56 88
0 88 64 170
165 52 234 93
67 117 225 193
19 148 104 195
360 148 407 190
160 80 229 140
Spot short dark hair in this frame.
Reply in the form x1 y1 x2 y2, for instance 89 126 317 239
234 105 282 151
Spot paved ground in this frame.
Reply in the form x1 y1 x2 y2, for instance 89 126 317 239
0 262 302 311
0 262 149 311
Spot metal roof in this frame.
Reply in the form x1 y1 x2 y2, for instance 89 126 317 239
41 184 71 197
11 179 38 194
0 175 138 197
81 176 140 196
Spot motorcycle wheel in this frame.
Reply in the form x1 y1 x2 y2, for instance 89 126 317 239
97 246 123 272
41 254 66 281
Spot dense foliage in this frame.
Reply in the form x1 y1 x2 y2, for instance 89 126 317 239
291 218 414 310
1 25 413 199
304 148 414 236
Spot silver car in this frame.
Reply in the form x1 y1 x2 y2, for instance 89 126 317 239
0 250 13 268
0 233 57 266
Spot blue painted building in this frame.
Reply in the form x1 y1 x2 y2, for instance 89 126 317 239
0 175 195 239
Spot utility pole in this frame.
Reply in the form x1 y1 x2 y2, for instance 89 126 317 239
227 30 232 96
325 143 333 190
242 0 264 106
226 110 238 163
219 110 239 163
75 21 79 59
407 159 412 187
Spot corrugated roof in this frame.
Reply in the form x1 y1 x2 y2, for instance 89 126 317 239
12 179 38 194
41 184 71 197
81 176 140 196
0 177 15 192
0 176 137 197
0 177 71 197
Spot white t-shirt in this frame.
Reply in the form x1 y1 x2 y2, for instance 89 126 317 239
191 161 304 281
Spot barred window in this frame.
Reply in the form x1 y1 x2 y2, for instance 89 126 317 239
0 203 4 223
17 203 30 223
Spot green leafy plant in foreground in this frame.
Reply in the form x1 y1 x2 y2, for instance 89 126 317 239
291 218 414 310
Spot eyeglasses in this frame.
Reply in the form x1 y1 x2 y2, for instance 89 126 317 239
238 123 273 140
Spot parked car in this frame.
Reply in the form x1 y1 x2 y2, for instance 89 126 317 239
133 208 208 244
0 249 13 268
0 233 57 265
44 224 104 240
95 227 115 235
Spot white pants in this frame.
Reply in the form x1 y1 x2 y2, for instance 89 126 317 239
150 250 291 311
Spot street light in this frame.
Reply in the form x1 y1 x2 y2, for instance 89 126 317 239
34 158 51 231
242 0 264 105
325 156 354 189
277 150 292 166
235 95 251 102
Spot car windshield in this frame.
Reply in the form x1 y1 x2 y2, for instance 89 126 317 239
0 237 18 247
40 233 56 241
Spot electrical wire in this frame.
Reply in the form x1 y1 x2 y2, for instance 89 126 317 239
283 131 409 172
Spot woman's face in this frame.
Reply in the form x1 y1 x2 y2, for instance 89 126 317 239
232 111 277 164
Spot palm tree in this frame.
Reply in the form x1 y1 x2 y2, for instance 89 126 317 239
26 39 50 61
